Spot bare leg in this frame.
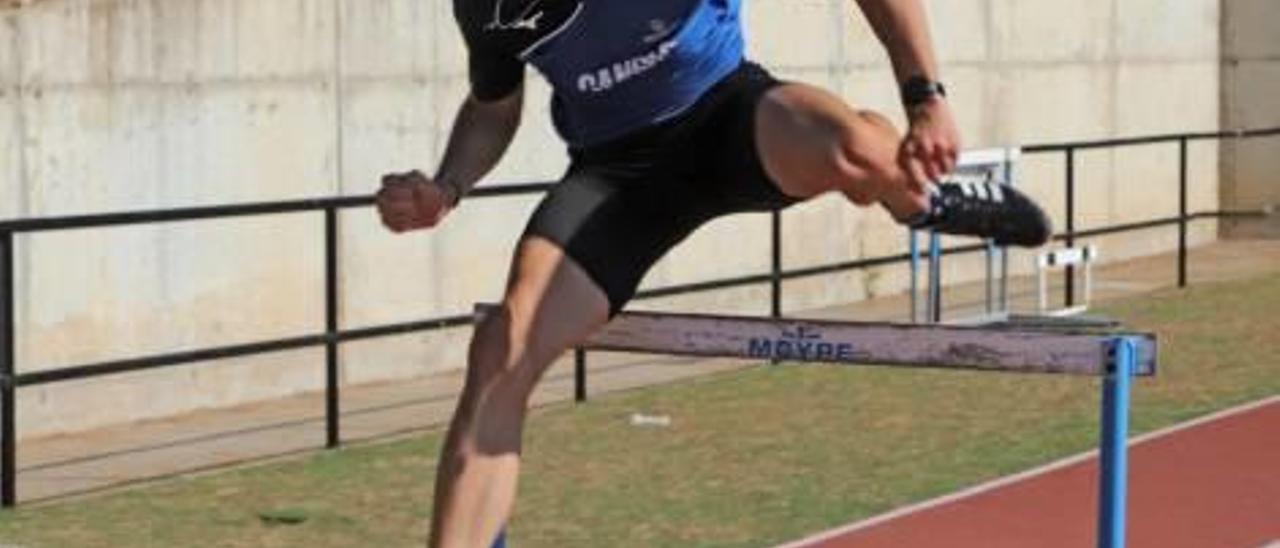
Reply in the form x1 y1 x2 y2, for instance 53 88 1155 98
754 83 928 221
429 236 610 548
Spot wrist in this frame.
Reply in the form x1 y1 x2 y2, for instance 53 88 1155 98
434 175 465 207
901 75 947 110
907 94 947 119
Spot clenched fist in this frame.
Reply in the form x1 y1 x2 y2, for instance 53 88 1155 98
376 170 457 233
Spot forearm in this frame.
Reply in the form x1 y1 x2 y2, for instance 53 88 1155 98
854 0 940 84
434 87 524 197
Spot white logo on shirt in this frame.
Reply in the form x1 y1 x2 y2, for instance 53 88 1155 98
486 0 545 31
577 39 679 94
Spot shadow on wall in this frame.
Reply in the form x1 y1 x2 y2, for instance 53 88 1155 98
1220 0 1280 238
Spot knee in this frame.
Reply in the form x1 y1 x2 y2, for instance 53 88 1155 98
440 305 534 455
461 302 564 405
465 304 528 394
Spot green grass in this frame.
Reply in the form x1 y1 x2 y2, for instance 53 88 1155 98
1 273 1278 547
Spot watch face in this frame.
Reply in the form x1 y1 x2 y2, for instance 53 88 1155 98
903 77 945 106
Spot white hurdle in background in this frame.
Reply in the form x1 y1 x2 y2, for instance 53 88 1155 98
1038 245 1100 317
476 304 1157 548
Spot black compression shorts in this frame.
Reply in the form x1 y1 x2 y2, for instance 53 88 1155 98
523 61 801 315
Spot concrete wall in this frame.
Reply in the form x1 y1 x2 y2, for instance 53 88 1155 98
1 0 1224 438
1221 0 1280 238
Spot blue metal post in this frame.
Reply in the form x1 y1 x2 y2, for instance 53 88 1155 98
491 529 507 548
909 230 920 322
1098 337 1135 548
928 231 943 323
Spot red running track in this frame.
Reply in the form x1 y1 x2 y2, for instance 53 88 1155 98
783 397 1280 548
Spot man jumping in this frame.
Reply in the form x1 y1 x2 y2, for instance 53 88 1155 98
375 0 1051 545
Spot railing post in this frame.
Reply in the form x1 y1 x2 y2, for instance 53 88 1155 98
574 348 587 402
1177 138 1189 288
324 208 340 449
1064 148 1077 308
770 209 782 320
1 231 16 507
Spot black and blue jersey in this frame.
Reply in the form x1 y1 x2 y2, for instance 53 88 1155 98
454 0 746 147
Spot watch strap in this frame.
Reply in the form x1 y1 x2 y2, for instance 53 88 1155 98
901 76 947 108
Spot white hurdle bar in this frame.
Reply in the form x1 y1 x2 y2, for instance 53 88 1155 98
477 305 1156 548
476 305 1157 377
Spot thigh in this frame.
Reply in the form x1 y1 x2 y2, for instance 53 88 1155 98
697 62 805 212
522 168 718 316
752 81 904 202
483 235 611 377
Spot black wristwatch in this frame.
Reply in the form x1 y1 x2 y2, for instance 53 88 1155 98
901 76 947 108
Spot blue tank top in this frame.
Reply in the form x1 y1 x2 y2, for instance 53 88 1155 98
457 0 746 147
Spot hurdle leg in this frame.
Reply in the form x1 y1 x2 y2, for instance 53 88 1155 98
909 229 920 323
1097 337 1135 548
927 231 942 323
491 529 507 548
984 239 997 316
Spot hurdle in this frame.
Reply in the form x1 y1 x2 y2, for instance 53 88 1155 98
910 147 1021 324
1038 245 1101 316
477 305 1156 548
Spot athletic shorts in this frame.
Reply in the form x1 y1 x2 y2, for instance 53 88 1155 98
523 61 801 315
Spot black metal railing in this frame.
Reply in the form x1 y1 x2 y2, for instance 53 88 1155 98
1023 126 1280 302
0 127 1277 507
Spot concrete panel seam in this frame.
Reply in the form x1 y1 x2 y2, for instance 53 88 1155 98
332 0 345 197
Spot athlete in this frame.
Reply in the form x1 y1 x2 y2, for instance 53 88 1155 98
376 0 1051 546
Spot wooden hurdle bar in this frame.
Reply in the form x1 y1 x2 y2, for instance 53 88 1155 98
477 305 1156 548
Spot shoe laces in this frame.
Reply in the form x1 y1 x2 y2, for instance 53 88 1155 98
937 180 1007 218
